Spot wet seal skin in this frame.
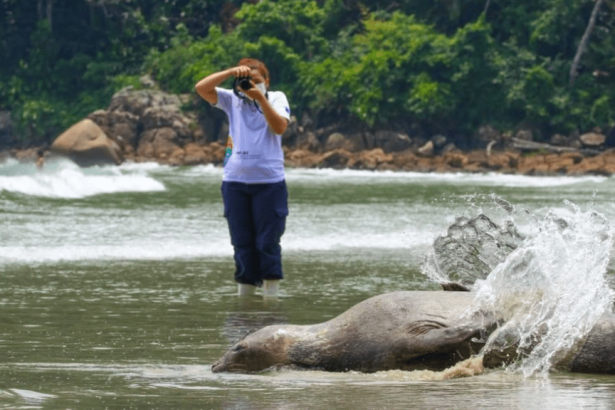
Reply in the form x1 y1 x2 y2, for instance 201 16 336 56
212 291 493 373
212 290 615 375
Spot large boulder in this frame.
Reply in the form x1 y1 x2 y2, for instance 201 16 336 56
108 87 183 117
50 119 123 166
88 109 139 152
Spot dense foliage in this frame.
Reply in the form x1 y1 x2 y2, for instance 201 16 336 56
1 0 614 146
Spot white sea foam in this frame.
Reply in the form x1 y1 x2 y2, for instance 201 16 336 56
0 227 429 264
0 242 233 263
9 388 57 401
156 163 608 187
284 168 608 188
0 158 165 198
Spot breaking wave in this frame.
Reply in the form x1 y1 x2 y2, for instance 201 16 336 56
0 158 165 198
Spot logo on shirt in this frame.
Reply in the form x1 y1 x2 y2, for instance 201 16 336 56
285 107 290 114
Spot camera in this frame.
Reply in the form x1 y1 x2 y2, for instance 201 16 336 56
238 77 252 90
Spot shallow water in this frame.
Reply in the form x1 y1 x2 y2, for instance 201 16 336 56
1 159 615 408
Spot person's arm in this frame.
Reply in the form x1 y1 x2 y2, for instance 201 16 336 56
194 66 251 105
245 87 289 135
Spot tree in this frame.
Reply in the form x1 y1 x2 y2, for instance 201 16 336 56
570 0 605 86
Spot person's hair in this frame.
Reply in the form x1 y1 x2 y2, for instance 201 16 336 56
237 58 270 83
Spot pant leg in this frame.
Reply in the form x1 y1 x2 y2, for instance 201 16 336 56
251 180 288 282
221 181 260 286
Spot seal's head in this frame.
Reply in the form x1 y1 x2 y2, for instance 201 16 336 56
212 325 296 373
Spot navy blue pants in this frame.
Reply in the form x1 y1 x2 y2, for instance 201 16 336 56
221 180 288 286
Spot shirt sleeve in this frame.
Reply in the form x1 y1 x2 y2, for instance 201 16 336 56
270 92 291 121
213 87 233 113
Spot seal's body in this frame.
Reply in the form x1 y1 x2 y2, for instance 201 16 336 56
213 290 615 375
212 291 491 373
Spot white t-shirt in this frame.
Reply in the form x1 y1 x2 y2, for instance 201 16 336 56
214 87 290 184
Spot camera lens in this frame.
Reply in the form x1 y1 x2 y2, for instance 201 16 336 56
239 78 252 90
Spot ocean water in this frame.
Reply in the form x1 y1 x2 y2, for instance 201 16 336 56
1 157 615 409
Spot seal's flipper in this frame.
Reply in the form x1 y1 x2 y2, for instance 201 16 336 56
409 324 482 356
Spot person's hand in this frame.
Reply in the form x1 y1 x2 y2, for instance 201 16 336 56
231 65 252 78
243 81 265 101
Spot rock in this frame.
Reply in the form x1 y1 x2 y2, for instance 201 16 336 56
183 142 209 165
167 147 186 166
50 119 123 166
382 132 413 153
515 129 533 141
343 133 368 152
137 127 181 160
88 109 139 150
192 127 205 140
353 148 393 169
546 154 576 174
108 87 183 117
441 143 459 155
568 155 610 176
196 105 228 143
444 152 468 169
319 149 351 169
365 130 412 152
486 152 519 171
295 132 322 153
284 149 321 168
391 150 417 169
476 125 501 144
324 132 366 152
142 105 194 140
207 142 226 164
432 134 447 148
282 115 299 144
518 154 550 175
579 132 606 147
300 112 314 129
324 132 346 151
140 74 156 89
11 148 41 163
417 140 435 157
550 134 569 146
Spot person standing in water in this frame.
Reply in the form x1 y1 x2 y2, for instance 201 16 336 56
195 58 290 297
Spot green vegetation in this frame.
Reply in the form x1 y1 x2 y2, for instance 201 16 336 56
1 0 613 146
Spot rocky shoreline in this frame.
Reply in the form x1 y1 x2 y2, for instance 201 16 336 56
6 142 615 177
2 84 614 177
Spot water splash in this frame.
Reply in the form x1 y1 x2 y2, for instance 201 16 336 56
0 158 165 198
426 197 614 376
473 201 613 376
423 196 613 377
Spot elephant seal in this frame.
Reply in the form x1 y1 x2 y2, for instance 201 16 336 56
213 290 615 375
212 291 495 373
